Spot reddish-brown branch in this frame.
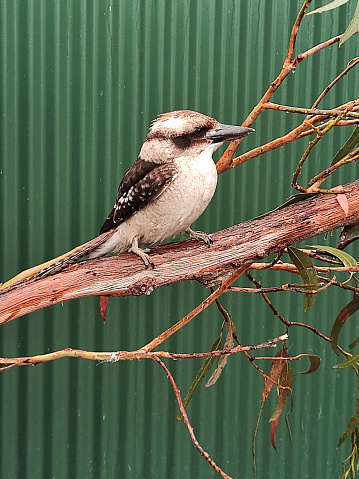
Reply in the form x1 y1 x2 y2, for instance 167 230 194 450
221 100 359 169
153 356 234 479
216 26 357 174
1 180 359 325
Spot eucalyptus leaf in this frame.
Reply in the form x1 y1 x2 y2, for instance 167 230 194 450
287 247 318 311
275 192 318 210
306 0 350 15
333 350 359 369
331 126 359 166
331 296 359 354
176 332 222 420
311 244 357 267
337 397 359 447
294 355 321 375
339 0 359 46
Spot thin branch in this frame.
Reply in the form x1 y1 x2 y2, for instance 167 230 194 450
0 333 288 371
139 264 251 353
264 102 359 119
311 57 359 109
216 28 356 174
153 356 234 479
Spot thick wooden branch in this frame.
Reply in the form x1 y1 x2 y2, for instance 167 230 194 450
1 180 359 324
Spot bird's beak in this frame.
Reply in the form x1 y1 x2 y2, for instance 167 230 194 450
206 124 254 143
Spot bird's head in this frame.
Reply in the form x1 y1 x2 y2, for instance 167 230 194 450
140 110 254 162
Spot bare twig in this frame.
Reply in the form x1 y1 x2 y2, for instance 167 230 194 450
0 333 288 371
264 102 359 119
153 356 234 479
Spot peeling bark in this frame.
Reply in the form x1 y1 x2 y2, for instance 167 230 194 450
1 180 358 324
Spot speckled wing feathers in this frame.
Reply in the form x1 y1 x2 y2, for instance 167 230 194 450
99 157 178 234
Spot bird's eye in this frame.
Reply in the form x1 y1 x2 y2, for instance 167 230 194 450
193 127 205 137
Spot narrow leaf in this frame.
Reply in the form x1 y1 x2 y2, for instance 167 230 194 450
269 363 293 451
205 319 235 388
269 364 293 423
270 417 280 451
337 397 359 447
336 193 349 216
331 126 359 166
252 405 263 475
333 350 359 369
294 355 321 375
262 345 288 405
339 0 359 46
331 296 359 354
287 247 318 311
306 0 350 15
275 192 318 210
99 296 110 322
176 332 222 420
311 245 357 267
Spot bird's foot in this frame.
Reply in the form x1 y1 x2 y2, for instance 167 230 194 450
128 239 154 268
185 227 213 247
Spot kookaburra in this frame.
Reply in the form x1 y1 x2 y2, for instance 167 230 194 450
1 110 254 288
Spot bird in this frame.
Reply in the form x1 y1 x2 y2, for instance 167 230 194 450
1 110 254 289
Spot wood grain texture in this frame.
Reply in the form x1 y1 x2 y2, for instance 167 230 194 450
1 180 358 324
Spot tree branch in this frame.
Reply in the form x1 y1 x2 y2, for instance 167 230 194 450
1 179 358 324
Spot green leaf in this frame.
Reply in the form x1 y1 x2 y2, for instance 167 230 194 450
331 126 359 166
275 192 318 210
331 296 359 354
294 354 321 375
337 397 359 447
306 0 350 15
287 247 318 311
205 318 235 388
333 350 359 369
339 0 359 46
176 332 222 421
311 244 357 267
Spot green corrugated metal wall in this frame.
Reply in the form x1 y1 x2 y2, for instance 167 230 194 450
0 1 358 478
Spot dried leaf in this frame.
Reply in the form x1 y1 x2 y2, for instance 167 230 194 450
262 345 289 405
331 296 359 354
311 245 357 267
177 332 223 421
336 193 349 216
270 417 280 452
99 296 110 322
269 363 293 451
270 364 293 423
287 247 318 311
294 354 321 375
205 319 235 388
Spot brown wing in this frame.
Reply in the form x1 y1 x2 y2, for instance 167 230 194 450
99 157 178 234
